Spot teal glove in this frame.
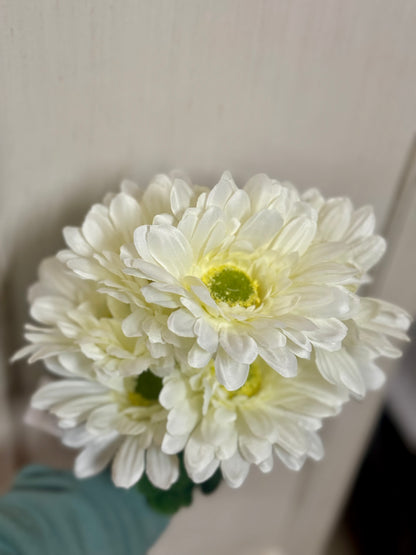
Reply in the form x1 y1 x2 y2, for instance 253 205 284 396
0 466 170 555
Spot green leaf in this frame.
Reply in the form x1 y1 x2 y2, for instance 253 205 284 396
199 468 222 495
136 453 222 515
134 370 163 401
137 454 194 515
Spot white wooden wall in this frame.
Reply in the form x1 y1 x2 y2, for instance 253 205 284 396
1 2 415 554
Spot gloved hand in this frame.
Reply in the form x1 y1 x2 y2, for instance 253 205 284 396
0 465 170 555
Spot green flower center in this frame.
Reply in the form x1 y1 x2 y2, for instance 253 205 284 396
228 362 262 398
202 264 259 307
128 370 163 407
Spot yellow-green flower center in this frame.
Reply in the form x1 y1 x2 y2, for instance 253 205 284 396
228 362 262 398
128 370 163 407
202 264 259 307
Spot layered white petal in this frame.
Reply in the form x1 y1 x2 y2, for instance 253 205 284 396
315 348 366 397
258 346 297 377
234 209 283 250
168 309 196 337
221 451 250 488
146 447 179 490
74 432 120 478
220 329 258 364
112 436 145 488
215 348 250 390
134 225 193 279
188 342 212 368
31 380 107 410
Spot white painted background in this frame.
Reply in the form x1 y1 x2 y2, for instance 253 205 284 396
1 2 415 554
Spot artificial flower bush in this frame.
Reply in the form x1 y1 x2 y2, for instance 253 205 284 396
15 172 410 508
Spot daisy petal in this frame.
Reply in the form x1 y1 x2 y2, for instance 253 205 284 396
134 225 193 279
220 329 258 364
206 172 237 209
315 348 366 397
74 432 120 478
194 318 219 352
31 380 107 410
168 309 196 337
258 346 297 377
221 451 250 488
272 215 316 255
215 348 250 390
235 209 283 250
146 448 179 490
161 432 188 454
112 436 145 488
188 342 212 368
170 179 194 218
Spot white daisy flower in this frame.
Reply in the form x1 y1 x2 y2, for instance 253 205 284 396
51 173 204 370
302 188 387 279
315 297 411 397
159 358 348 487
121 171 389 391
14 257 173 380
31 370 178 490
59 173 205 298
301 190 412 395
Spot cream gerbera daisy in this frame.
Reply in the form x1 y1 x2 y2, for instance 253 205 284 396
32 370 178 489
313 297 411 397
159 358 348 487
301 190 411 395
59 173 205 299
14 257 173 379
120 172 379 391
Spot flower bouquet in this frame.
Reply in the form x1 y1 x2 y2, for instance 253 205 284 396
15 172 410 514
